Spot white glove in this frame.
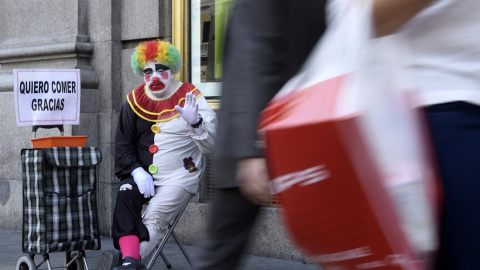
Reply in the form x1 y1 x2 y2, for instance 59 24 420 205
175 92 200 125
131 167 155 198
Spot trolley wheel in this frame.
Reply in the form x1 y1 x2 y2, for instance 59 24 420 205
65 252 85 270
16 256 37 270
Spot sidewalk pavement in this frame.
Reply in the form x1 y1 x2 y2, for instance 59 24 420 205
1 228 321 270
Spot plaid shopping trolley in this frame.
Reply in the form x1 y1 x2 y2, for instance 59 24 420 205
18 147 102 270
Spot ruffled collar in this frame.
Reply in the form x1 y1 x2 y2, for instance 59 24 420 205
127 82 202 122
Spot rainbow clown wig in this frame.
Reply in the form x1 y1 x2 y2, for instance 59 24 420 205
131 39 182 76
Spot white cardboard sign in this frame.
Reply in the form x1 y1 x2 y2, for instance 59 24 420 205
14 69 81 126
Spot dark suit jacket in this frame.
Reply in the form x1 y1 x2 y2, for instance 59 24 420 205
214 0 328 188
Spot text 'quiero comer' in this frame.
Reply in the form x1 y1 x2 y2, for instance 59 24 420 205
18 80 77 111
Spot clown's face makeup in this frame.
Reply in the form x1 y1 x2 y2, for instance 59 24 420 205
143 62 177 98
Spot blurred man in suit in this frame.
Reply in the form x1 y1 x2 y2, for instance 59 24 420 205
194 0 328 269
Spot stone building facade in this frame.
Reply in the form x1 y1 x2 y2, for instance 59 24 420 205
0 0 307 262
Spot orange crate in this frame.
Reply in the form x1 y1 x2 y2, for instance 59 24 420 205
31 136 87 148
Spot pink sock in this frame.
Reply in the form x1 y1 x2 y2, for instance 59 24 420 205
118 235 141 260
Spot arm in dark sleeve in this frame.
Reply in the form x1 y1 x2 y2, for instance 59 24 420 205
219 0 288 159
114 100 143 179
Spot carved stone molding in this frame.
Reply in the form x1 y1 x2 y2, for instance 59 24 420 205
0 42 93 63
0 41 99 92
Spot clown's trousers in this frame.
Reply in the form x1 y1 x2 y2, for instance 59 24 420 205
112 177 191 259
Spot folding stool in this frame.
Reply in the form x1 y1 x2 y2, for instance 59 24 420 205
143 155 207 270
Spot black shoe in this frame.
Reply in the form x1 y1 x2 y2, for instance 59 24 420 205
113 257 146 270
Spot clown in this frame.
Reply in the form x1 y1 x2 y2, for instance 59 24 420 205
108 40 216 269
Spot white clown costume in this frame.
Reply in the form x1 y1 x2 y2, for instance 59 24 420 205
111 40 216 269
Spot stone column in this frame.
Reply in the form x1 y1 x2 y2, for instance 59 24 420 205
87 0 121 236
0 0 99 230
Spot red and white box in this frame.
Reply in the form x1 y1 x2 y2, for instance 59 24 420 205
259 74 441 270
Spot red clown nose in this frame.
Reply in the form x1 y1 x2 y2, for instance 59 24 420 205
149 77 165 91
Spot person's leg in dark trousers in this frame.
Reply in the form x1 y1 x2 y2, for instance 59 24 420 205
425 102 480 270
195 188 260 270
112 177 150 249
